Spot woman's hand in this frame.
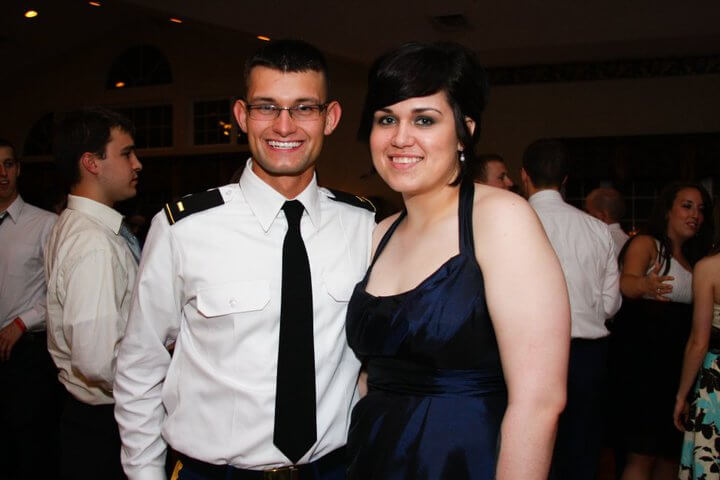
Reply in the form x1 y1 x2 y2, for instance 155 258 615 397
643 261 675 301
673 396 689 431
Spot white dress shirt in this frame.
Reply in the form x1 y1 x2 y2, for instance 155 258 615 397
0 195 57 331
529 190 621 339
45 194 138 405
607 223 629 258
114 160 375 479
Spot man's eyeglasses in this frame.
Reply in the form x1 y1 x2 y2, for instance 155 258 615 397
246 103 328 121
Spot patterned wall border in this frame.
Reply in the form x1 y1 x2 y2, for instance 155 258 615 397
487 54 720 86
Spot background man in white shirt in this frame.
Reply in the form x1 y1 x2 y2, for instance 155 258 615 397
473 153 515 190
521 139 621 480
0 138 60 479
45 108 142 480
585 186 630 257
114 40 374 480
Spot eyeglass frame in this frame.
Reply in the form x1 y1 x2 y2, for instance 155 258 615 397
244 103 329 121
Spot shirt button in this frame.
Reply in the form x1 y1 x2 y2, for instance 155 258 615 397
229 298 238 308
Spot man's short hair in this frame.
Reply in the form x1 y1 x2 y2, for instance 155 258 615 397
53 107 134 189
243 39 330 96
587 187 626 223
0 138 17 160
473 153 505 182
522 139 568 188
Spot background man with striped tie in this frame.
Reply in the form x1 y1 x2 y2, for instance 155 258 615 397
0 138 60 479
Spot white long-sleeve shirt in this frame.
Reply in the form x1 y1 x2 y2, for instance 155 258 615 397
45 194 138 405
529 190 621 339
0 195 57 331
114 161 374 480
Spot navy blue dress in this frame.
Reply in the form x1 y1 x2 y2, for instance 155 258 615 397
346 180 507 480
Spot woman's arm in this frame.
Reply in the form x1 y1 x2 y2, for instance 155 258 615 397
620 235 674 300
474 190 569 480
673 256 716 430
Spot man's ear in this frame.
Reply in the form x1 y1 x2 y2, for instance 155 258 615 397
323 100 342 135
80 152 101 176
233 100 249 134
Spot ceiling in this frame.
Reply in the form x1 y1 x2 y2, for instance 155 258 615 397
1 0 719 83
116 0 720 65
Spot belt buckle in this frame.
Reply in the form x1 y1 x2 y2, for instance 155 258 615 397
263 465 299 480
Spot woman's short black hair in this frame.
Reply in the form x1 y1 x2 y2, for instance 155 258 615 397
358 42 489 184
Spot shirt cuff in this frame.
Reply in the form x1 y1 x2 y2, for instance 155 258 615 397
17 307 43 331
125 465 167 480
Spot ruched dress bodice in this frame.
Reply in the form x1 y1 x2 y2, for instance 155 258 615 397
345 180 507 480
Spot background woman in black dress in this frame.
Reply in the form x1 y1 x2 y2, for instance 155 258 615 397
613 182 713 480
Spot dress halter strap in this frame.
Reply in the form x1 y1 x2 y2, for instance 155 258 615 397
458 179 476 258
369 210 407 269
370 179 476 270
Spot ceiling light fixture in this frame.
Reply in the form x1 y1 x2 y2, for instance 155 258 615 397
24 10 39 18
169 17 183 24
115 81 126 88
88 1 101 6
256 35 271 42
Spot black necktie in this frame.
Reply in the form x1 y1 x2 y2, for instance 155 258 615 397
274 200 317 463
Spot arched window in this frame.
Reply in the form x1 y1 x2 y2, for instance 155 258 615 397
23 112 54 156
106 45 172 89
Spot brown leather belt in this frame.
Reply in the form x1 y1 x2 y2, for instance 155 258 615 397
176 447 345 480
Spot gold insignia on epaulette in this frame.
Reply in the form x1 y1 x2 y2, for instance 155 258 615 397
356 195 376 211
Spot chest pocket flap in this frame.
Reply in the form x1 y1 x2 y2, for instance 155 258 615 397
197 280 270 317
323 271 356 302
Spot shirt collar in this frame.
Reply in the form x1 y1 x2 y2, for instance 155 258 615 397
66 194 124 234
528 189 563 206
238 158 321 232
3 195 25 223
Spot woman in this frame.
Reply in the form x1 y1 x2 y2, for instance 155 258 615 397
345 42 570 479
613 183 713 480
674 213 720 479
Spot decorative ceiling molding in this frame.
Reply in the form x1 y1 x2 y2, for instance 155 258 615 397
488 54 720 86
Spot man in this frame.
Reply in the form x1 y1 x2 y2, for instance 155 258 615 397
521 139 621 480
0 139 60 479
585 186 629 257
473 153 514 190
114 40 375 480
45 108 142 479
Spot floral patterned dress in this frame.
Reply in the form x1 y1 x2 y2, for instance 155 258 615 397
680 304 720 479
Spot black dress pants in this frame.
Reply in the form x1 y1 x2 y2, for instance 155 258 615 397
550 337 609 480
0 332 63 480
59 393 126 480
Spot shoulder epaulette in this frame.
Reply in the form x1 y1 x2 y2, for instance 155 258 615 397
163 189 225 225
327 188 376 213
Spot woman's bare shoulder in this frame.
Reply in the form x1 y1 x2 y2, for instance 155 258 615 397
472 185 539 231
474 184 531 210
625 234 657 255
694 252 720 276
